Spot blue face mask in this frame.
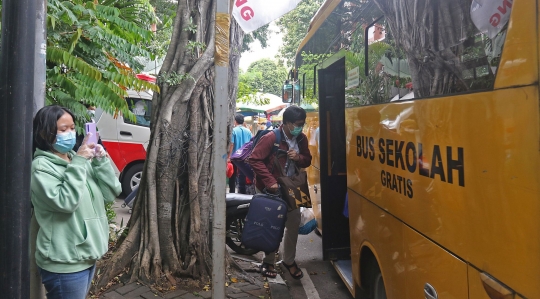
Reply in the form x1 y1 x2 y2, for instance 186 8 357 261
290 125 304 136
53 131 76 154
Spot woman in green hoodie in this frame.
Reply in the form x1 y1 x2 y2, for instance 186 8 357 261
31 105 122 299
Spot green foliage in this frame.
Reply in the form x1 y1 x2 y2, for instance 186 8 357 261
186 41 207 56
184 16 198 34
242 24 270 53
276 0 324 66
147 0 177 58
240 58 287 97
43 0 159 130
105 202 117 224
297 52 331 104
346 42 393 106
159 71 195 86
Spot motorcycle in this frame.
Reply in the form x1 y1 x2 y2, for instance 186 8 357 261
122 188 259 255
225 193 259 255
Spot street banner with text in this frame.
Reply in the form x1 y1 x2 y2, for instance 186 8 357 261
232 0 302 33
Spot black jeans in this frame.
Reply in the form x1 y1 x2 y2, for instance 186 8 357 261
229 164 246 194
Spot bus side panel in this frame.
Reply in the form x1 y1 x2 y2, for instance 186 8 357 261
346 86 540 297
402 227 468 299
467 266 495 299
494 0 539 89
348 191 407 299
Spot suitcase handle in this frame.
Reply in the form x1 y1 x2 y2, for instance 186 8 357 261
262 185 281 197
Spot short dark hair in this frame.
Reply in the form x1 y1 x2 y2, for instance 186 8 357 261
33 105 75 153
235 113 245 124
283 106 306 124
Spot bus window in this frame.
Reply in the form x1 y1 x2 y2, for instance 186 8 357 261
344 1 508 107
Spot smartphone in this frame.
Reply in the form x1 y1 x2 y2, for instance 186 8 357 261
85 123 98 145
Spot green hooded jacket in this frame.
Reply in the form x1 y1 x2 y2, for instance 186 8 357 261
31 149 122 273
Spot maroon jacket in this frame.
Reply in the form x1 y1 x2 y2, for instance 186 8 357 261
248 126 312 191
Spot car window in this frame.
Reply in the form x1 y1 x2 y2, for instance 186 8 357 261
126 98 151 127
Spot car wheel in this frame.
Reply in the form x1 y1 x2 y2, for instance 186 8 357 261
121 163 143 196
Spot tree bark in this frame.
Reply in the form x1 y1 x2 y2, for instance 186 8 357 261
93 2 246 292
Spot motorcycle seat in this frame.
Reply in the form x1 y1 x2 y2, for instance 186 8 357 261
226 193 253 207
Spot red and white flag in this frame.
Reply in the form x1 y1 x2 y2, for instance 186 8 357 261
233 0 302 33
470 0 512 39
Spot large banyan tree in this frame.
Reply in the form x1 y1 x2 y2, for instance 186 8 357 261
94 0 247 289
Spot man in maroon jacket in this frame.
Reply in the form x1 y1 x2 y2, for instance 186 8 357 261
248 106 312 280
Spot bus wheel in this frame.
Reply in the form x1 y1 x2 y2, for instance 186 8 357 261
122 163 143 196
366 260 386 299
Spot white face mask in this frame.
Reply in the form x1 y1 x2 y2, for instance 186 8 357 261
87 110 95 116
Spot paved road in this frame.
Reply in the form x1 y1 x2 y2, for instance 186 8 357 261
276 231 354 299
112 196 131 227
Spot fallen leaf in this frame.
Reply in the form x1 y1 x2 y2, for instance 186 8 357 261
231 277 238 283
203 285 210 291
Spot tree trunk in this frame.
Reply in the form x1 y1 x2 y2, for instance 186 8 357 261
93 1 247 292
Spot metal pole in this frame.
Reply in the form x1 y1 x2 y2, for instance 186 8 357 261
211 0 230 297
0 0 38 298
30 1 47 298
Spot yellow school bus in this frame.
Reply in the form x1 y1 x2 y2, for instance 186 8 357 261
295 0 540 298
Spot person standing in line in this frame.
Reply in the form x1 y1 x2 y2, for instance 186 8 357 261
31 105 122 299
248 106 312 279
227 113 253 194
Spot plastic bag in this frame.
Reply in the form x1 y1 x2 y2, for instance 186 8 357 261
298 207 317 235
226 162 234 178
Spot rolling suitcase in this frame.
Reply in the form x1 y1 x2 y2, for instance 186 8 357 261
241 193 288 253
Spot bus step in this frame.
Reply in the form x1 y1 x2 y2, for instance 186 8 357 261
331 259 353 294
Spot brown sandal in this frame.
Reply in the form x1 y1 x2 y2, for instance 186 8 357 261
282 261 304 280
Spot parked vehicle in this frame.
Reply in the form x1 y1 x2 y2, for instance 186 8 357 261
95 88 152 196
225 193 259 255
119 188 259 255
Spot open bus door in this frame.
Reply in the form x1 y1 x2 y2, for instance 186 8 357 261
316 53 354 290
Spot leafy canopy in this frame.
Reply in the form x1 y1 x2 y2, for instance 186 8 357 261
276 0 324 67
238 58 287 103
0 0 159 132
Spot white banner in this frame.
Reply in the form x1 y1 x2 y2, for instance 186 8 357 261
470 0 513 39
232 0 302 33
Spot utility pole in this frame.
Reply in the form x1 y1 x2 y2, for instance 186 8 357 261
0 0 41 298
30 1 48 298
211 0 230 298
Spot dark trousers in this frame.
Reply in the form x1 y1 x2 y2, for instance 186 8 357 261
229 164 246 194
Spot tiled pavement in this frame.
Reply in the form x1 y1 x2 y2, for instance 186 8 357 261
99 256 290 299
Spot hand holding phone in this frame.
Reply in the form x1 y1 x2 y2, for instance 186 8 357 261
85 123 98 145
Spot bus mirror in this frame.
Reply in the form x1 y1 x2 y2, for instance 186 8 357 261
282 83 293 103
